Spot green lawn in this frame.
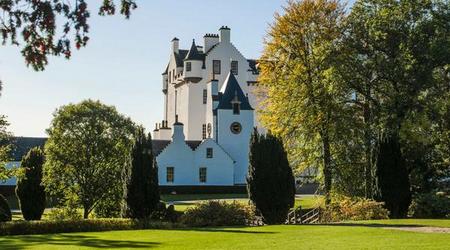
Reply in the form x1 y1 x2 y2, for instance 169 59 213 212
0 219 448 249
165 194 322 212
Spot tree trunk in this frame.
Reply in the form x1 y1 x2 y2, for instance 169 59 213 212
83 207 89 219
363 99 373 198
321 128 332 205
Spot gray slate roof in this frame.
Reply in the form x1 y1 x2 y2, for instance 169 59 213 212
216 72 253 111
185 40 204 61
152 140 202 156
9 137 47 161
174 50 189 67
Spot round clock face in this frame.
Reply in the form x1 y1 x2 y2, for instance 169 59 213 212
230 122 242 134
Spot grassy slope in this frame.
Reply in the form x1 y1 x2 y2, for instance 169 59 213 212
0 220 449 249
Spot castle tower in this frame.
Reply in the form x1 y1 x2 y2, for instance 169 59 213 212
215 72 254 184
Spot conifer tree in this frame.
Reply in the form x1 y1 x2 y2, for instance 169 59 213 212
376 135 411 218
125 128 160 219
16 147 46 220
247 129 295 224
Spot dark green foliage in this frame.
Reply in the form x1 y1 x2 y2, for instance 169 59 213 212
376 135 411 218
247 129 295 224
125 128 160 219
0 1 137 71
15 147 46 220
0 194 12 222
180 200 254 227
409 192 450 218
0 218 183 236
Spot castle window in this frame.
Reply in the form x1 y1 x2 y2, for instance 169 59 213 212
172 69 175 80
202 124 207 139
186 62 192 72
206 148 213 158
168 71 171 83
213 60 221 75
231 61 238 75
199 167 207 183
233 103 240 115
166 167 174 183
203 89 207 104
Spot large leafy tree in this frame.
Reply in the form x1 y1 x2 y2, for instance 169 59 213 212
1 0 137 71
43 99 136 219
258 0 348 203
16 147 46 220
125 128 160 219
340 0 450 207
247 129 295 224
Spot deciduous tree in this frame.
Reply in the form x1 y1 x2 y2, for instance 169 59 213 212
258 0 348 203
1 0 137 71
43 99 136 219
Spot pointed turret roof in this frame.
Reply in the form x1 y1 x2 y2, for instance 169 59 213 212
216 72 253 110
184 39 204 61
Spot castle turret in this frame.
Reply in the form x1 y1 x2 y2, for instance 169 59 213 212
183 39 204 83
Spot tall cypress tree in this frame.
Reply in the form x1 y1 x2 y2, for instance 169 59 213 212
125 128 160 219
16 147 46 220
247 129 295 224
376 135 411 218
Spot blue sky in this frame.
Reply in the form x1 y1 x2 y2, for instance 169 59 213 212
0 0 285 137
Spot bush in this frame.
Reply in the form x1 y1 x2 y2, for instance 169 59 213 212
321 196 389 222
180 200 255 227
15 147 46 220
409 192 450 218
48 207 82 221
0 194 12 222
0 218 184 236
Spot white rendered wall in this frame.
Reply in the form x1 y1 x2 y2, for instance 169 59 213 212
216 109 254 184
193 139 234 185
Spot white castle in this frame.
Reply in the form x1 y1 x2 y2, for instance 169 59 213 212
152 26 260 187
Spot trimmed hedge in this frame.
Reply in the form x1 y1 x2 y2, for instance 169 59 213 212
0 219 185 236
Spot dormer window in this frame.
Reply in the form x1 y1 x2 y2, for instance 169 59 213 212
186 62 192 72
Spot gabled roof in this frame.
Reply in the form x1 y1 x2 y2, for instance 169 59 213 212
216 72 253 110
185 40 204 61
152 139 202 156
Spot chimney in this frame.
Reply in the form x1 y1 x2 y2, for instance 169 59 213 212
219 26 230 43
204 33 219 53
171 37 179 54
172 115 185 142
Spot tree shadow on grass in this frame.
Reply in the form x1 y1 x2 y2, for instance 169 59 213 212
0 234 160 250
177 227 276 234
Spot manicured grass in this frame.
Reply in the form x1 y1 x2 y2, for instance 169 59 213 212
0 219 449 249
